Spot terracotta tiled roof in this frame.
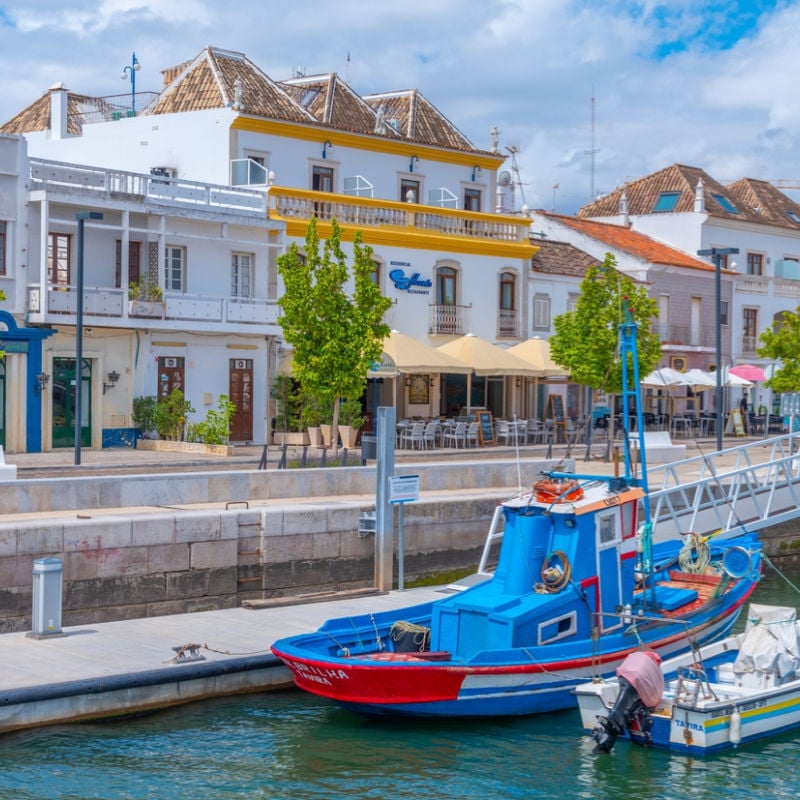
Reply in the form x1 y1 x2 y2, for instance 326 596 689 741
543 212 714 272
363 90 476 152
577 163 780 226
530 238 601 277
1 46 491 156
0 89 104 135
150 47 313 122
725 177 800 231
280 73 392 137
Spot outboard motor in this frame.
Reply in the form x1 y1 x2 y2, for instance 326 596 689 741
592 650 664 754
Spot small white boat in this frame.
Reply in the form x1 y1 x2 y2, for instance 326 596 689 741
575 604 800 755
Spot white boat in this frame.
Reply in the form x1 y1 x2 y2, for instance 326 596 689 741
575 604 800 755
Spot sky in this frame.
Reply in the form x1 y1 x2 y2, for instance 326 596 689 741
1 0 798 214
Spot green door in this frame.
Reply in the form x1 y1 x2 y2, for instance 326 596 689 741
52 357 91 448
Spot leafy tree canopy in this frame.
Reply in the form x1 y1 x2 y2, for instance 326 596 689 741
550 254 660 392
277 218 391 434
758 309 800 392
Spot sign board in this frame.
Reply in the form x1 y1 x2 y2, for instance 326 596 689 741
726 409 745 436
389 474 419 504
780 393 800 417
477 411 494 445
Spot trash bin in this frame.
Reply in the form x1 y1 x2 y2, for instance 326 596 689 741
31 557 63 637
361 434 377 462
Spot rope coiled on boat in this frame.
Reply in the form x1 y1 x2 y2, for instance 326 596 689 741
678 533 711 574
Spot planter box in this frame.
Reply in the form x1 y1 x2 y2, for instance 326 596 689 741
272 431 310 447
136 439 234 456
129 300 165 318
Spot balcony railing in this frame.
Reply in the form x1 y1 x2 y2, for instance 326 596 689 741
741 335 758 355
29 158 267 216
269 187 530 243
657 323 720 349
497 309 520 338
27 284 278 328
429 304 470 335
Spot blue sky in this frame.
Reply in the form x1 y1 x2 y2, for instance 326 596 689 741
0 0 797 214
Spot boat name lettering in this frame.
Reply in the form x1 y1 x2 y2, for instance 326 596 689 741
291 662 349 683
602 496 621 507
389 268 432 293
673 718 703 732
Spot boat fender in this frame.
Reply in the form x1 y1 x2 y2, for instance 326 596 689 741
729 708 741 747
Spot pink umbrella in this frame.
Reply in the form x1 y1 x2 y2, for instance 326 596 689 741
729 364 766 382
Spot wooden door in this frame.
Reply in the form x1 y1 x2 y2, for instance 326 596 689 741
157 356 184 400
229 359 253 442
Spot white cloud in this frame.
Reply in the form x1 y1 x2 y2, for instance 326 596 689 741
0 0 797 211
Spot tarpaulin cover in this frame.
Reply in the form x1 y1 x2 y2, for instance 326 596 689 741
617 650 665 708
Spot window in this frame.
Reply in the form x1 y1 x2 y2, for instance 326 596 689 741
48 233 71 285
499 272 515 310
743 307 758 352
115 240 142 287
464 188 481 212
312 165 334 192
711 193 739 213
401 178 420 203
370 258 382 287
231 252 253 298
720 300 729 327
0 221 6 275
746 252 763 276
437 266 457 305
165 246 186 292
533 294 550 330
653 191 680 212
567 292 580 313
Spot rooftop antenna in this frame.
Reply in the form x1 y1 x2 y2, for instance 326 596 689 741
345 51 351 83
584 86 600 201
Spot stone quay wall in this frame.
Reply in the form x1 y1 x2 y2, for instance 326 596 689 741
0 459 557 633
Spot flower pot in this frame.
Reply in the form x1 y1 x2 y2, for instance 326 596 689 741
129 300 165 318
307 426 323 447
320 424 333 447
339 425 360 449
273 431 310 447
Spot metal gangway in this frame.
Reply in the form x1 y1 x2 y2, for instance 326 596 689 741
646 432 800 541
472 432 800 580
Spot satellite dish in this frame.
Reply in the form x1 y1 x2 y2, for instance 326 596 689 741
498 170 512 186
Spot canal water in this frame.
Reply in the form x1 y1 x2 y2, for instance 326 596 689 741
3 561 800 800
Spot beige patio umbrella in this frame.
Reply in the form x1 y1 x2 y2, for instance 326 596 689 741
507 337 569 377
373 330 472 376
438 333 542 414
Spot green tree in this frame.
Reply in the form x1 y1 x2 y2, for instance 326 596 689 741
277 218 391 448
758 309 800 392
550 255 660 434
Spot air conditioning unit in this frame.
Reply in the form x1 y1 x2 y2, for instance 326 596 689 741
150 166 177 181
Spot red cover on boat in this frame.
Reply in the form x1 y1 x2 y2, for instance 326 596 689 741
616 650 664 708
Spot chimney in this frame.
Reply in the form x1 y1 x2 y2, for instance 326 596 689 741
694 178 705 213
619 190 630 227
49 83 69 140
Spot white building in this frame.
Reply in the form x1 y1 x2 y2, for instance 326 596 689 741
0 47 538 451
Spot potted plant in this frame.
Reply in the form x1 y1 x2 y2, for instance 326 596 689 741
338 398 364 449
129 278 164 317
272 375 309 446
300 392 324 447
131 395 158 440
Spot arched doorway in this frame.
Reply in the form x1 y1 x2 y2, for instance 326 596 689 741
52 357 92 448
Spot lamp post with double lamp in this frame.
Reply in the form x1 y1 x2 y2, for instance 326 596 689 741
121 52 141 115
698 246 739 451
74 211 104 465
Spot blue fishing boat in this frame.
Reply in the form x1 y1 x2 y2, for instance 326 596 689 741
272 315 762 718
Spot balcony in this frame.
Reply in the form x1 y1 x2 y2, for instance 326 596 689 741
26 283 279 330
657 323 720 349
429 304 470 335
268 187 535 257
29 159 268 217
497 309 520 338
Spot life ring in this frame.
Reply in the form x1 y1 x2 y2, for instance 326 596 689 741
540 550 571 592
533 478 584 504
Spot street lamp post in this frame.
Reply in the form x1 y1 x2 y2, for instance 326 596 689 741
74 211 104 466
698 246 739 452
121 52 141 115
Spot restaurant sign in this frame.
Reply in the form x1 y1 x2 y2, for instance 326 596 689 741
389 261 431 295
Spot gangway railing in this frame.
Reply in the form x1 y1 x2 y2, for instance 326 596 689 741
647 432 800 540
